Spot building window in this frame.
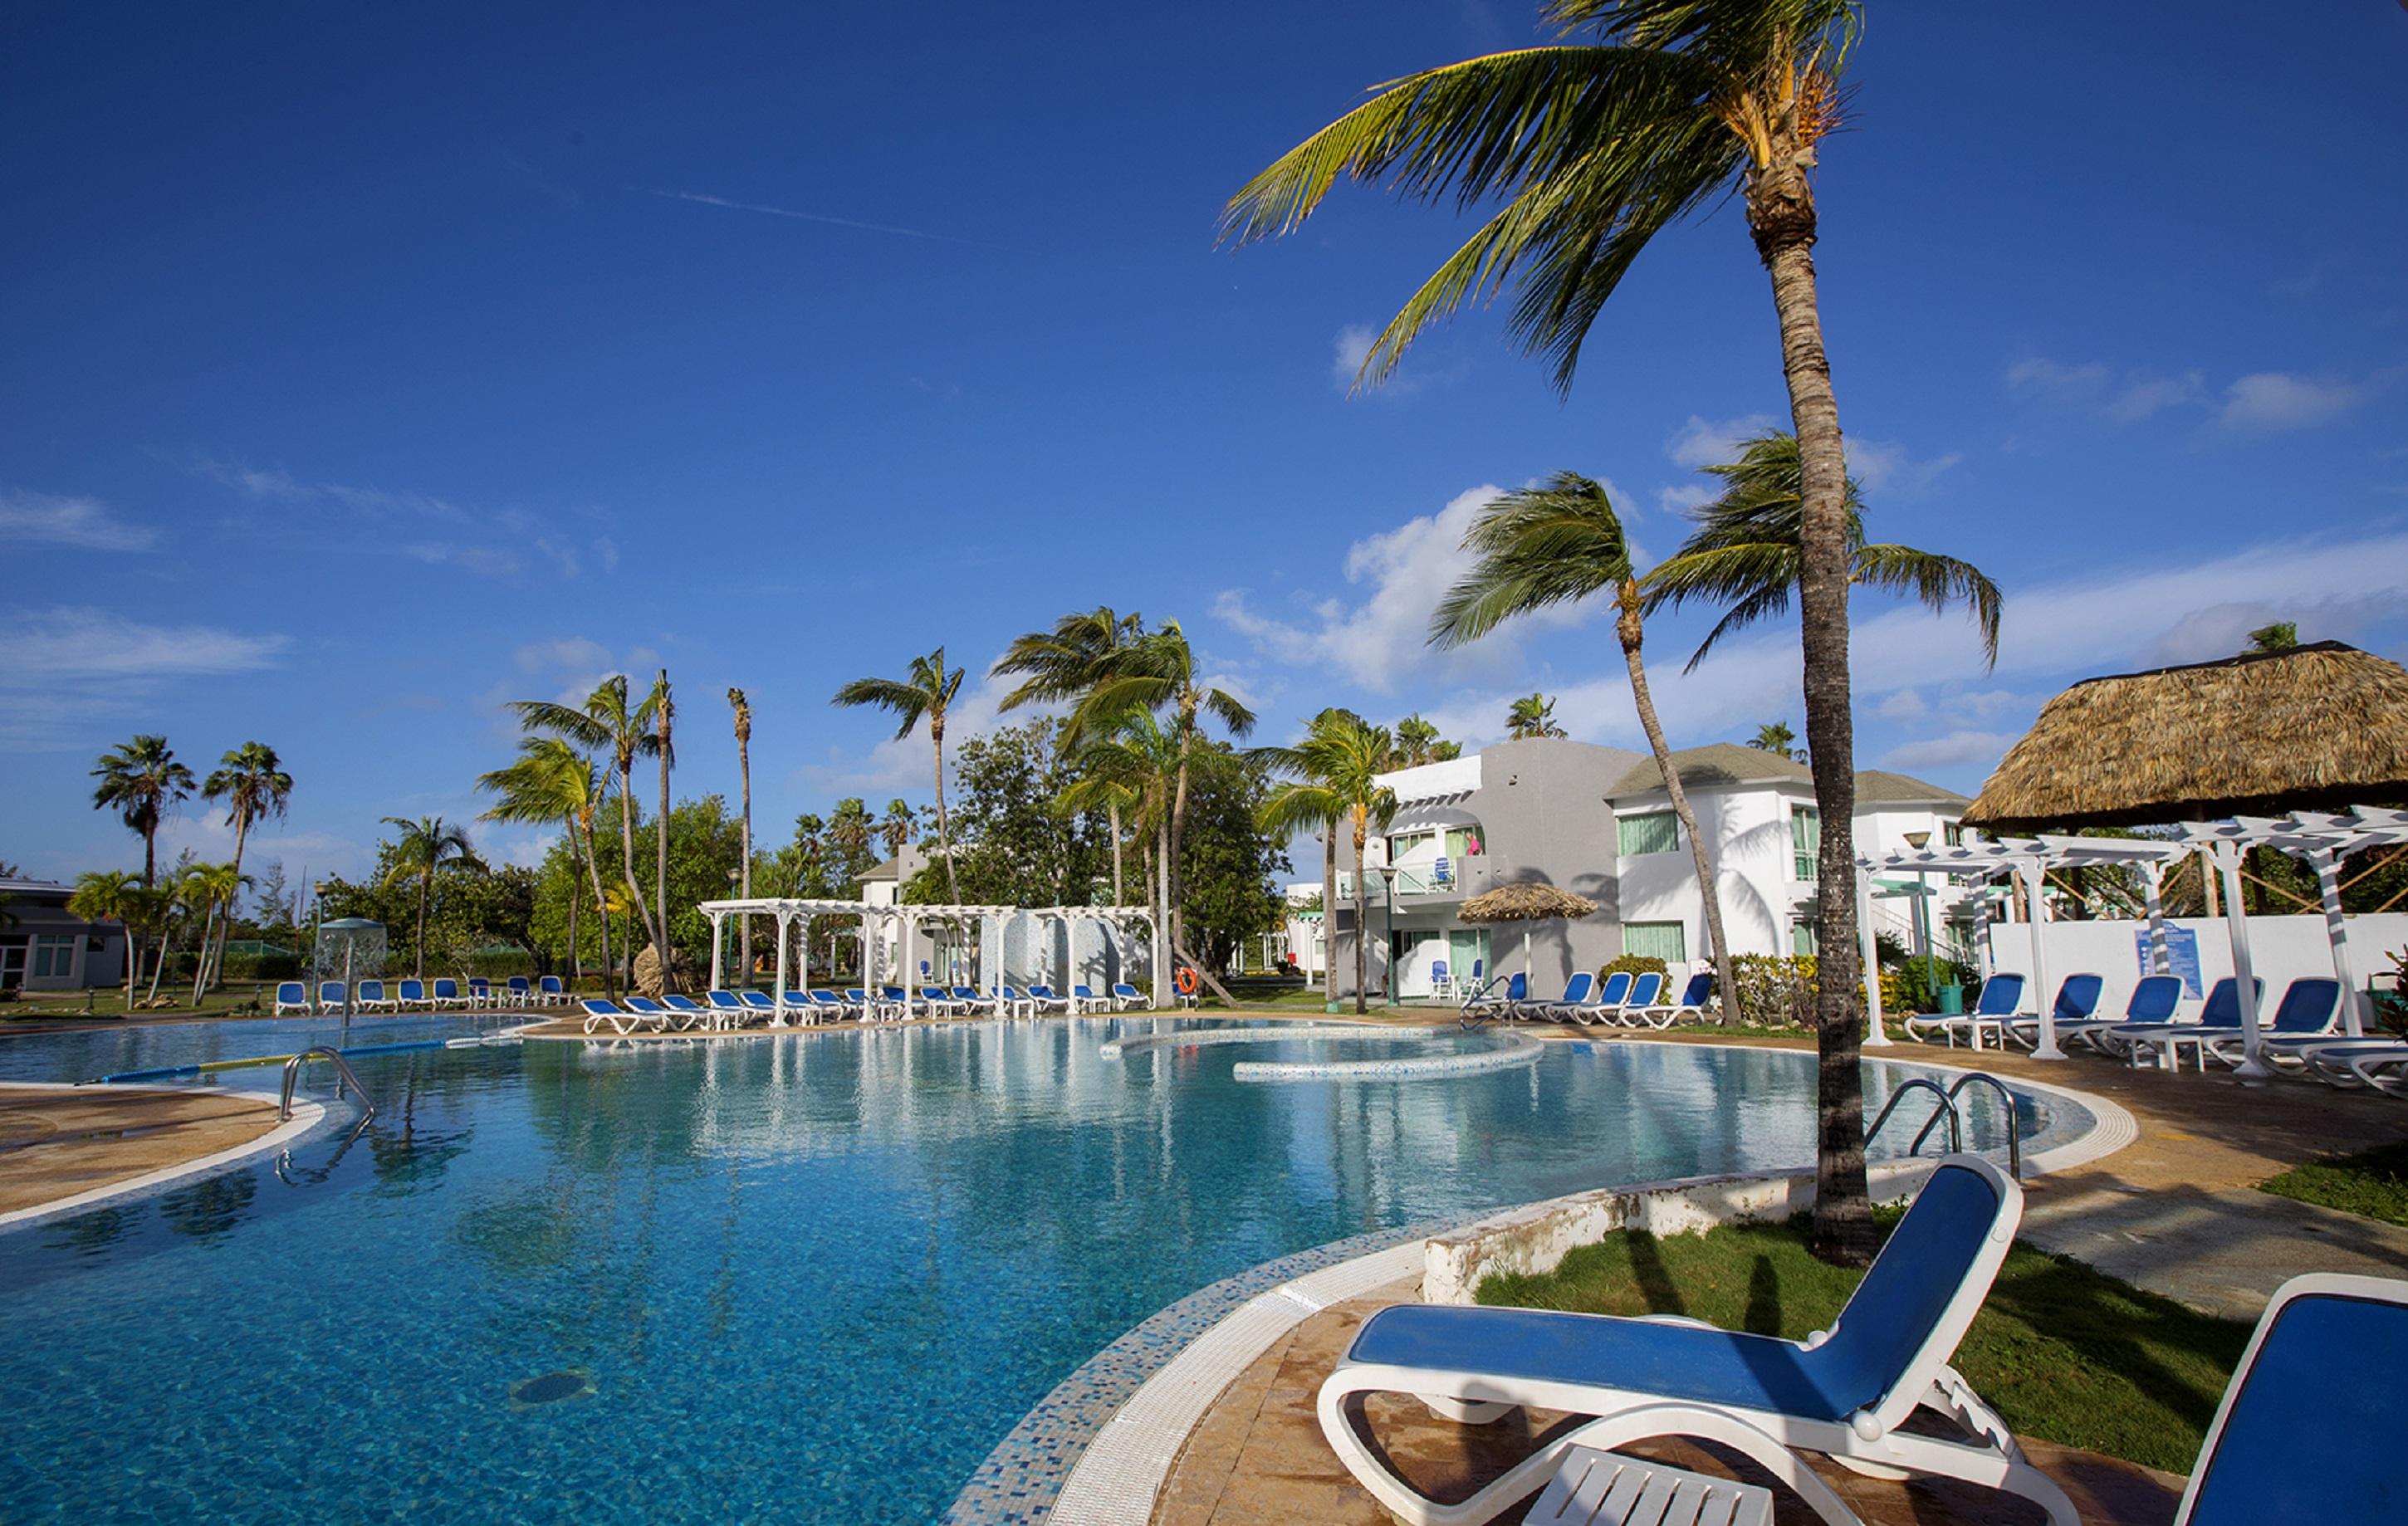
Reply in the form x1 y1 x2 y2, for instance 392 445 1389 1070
1790 805 1821 880
1790 919 1820 956
31 934 75 979
1618 811 1680 856
1942 820 1964 847
1623 921 1687 963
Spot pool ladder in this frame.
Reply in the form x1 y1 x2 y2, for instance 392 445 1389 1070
277 1046 376 1123
1866 1072 2020 1180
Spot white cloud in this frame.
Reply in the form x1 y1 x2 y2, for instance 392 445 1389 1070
1882 731 2016 771
516 638 614 674
1666 413 1778 470
2220 372 2365 431
0 607 286 683
196 457 311 500
1331 325 1377 391
193 458 603 580
799 670 1026 798
0 489 156 551
1656 482 1714 516
1877 689 1927 721
2102 371 2206 425
2004 357 2109 399
1848 439 1961 496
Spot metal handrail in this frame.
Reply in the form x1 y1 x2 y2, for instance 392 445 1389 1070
278 1046 376 1123
1869 1070 2022 1180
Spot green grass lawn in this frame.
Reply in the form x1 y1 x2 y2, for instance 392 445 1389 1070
1477 1212 2248 1474
2259 1139 2408 1227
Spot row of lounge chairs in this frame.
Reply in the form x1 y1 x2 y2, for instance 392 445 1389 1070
1316 1151 2405 1525
578 982 1153 1034
1903 969 2408 1093
272 976 571 1016
1461 969 1718 1029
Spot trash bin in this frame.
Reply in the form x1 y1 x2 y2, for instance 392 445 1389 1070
1936 984 1965 1015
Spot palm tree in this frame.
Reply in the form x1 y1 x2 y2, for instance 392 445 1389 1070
91 736 195 887
478 738 615 998
879 799 916 859
996 605 1148 903
1224 0 1876 1260
1750 721 1799 761
1432 472 1740 1030
199 741 291 993
69 869 141 1009
1642 431 2003 672
727 687 754 985
513 676 664 966
1255 708 1359 1003
2246 621 2298 654
1060 710 1182 996
829 798 874 892
833 648 966 903
181 861 248 1005
1505 693 1566 740
1072 622 1256 958
381 816 486 979
1284 713 1394 1015
645 670 677 989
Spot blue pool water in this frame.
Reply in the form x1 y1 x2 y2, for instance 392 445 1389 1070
0 1020 2048 1524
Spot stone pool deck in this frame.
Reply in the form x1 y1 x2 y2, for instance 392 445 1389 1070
0 1083 288 1217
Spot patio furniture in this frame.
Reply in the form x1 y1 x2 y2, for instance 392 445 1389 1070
273 981 311 1015
505 975 535 1007
706 990 751 1026
430 978 468 1010
1026 985 1074 1015
1989 974 2105 1051
580 998 659 1035
2043 974 2181 1052
659 993 711 1030
1526 1447 1770 1526
1589 970 1667 1027
1520 971 1595 1023
808 989 851 1020
1634 971 1716 1030
466 977 496 1009
537 975 568 1005
1461 971 1525 1027
397 978 428 1008
1314 1155 2073 1526
994 985 1035 1018
1070 984 1104 1013
1111 981 1145 1010
316 981 348 1011
2102 977 2262 1072
1901 972 2023 1047
2204 977 2342 1069
355 980 395 1014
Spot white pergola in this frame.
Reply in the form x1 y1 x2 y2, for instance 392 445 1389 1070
1857 806 2408 1072
697 898 1159 1025
1021 905 1161 998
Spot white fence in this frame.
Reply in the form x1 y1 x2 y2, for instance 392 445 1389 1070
1983 912 2408 1029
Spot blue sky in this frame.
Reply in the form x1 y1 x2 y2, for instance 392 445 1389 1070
5 2 2405 888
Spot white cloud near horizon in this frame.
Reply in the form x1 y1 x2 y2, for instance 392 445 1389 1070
0 489 158 551
2006 358 2368 433
194 456 606 582
1331 325 1376 391
0 607 291 754
1666 413 1778 470
2220 372 2366 431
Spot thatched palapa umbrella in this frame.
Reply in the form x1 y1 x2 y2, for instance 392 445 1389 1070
1459 881 1598 990
1963 642 2408 834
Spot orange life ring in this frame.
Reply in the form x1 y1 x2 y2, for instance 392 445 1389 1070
1174 967 1199 996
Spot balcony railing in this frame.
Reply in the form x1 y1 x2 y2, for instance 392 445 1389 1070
1335 862 1495 901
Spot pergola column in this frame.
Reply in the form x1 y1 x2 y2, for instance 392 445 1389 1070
707 909 727 993
2310 845 2365 1036
771 908 793 1026
1856 866 1890 1047
2139 861 2170 974
898 912 915 1020
2015 860 2064 1060
2209 843 2269 1078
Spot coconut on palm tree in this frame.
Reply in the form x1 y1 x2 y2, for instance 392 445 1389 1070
1432 472 1740 1029
1504 693 1565 741
198 741 291 993
91 736 195 888
995 605 1148 903
382 816 486 979
478 737 615 997
833 648 967 904
727 687 754 986
1226 0 1886 1260
514 675 665 969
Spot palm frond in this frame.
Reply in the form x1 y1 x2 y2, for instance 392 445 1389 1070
1857 543 2004 670
1432 472 1629 647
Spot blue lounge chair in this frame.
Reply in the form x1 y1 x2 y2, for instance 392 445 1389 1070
949 985 983 1014
2043 973 2182 1052
430 977 468 1010
2204 976 2342 1070
991 985 1032 1017
355 980 394 1014
1071 984 1103 1013
1635 971 1717 1030
1532 971 1603 1024
737 990 781 1022
580 997 657 1035
706 990 751 1026
273 981 311 1015
919 985 961 1016
1990 973 2105 1051
1314 1155 2073 1526
1588 970 1666 1027
397 978 428 1009
2102 976 2263 1072
316 981 348 1011
465 976 495 1009
537 974 568 1006
506 975 535 1008
1111 981 1144 1010
1461 971 1525 1027
1902 972 2024 1048
659 993 710 1030
808 989 850 1020
2170 1272 2408 1524
1519 971 1595 1023
1026 985 1073 1015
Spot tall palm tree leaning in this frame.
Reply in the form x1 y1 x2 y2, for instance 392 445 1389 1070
1504 693 1567 740
91 735 195 888
477 737 616 998
1312 714 1396 1015
69 869 141 1010
994 606 1148 905
646 671 678 990
1255 707 1361 1005
1432 472 1741 1031
514 676 666 974
1642 430 2002 675
833 648 965 904
1226 0 1881 1262
1059 709 1182 998
200 741 292 993
727 688 754 986
184 861 248 1005
382 816 486 980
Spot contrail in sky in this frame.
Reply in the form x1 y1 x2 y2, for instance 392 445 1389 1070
651 188 1009 250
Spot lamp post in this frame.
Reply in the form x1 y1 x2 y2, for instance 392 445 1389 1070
1902 831 1936 1013
1377 863 1399 1008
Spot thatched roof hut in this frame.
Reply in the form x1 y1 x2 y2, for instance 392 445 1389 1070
1962 642 2408 833
1460 882 1598 922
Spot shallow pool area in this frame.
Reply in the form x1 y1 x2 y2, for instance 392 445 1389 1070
0 1018 2061 1524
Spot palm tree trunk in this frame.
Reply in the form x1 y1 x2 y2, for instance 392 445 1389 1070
212 807 251 994
125 931 140 1011
1618 590 1740 1030
1108 800 1124 906
737 732 753 985
580 819 614 1000
656 716 673 990
932 723 962 904
1169 735 1193 956
146 932 169 1005
143 821 157 889
415 873 430 979
1351 809 1369 1016
190 901 216 1005
1756 171 1871 1267
617 761 660 964
1320 829 1338 1002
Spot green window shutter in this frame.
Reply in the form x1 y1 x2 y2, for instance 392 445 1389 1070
1790 919 1821 956
1790 806 1821 880
1623 921 1687 962
1617 812 1679 856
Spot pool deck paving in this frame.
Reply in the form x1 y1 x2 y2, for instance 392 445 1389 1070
0 1083 286 1216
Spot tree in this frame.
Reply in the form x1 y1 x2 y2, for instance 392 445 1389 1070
879 799 917 859
2247 621 2298 654
1062 709 1183 991
1073 621 1256 960
250 859 296 934
1256 708 1356 1002
199 741 291 992
914 721 1111 908
68 869 141 1009
728 687 754 985
91 735 195 887
995 605 1148 903
1432 472 1740 1030
1224 0 1877 1261
834 648 967 903
381 817 486 979
1390 714 1462 767
1751 721 1799 761
647 670 678 987
1505 693 1566 740
1257 711 1393 1014
180 861 248 1005
1642 431 2002 672
478 737 615 997
514 676 666 968
1175 743 1291 976
827 799 877 893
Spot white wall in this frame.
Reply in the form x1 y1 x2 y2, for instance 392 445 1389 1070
1983 912 2408 1030
1613 785 1802 960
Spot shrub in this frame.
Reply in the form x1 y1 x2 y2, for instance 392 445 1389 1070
465 947 536 979
1730 953 1818 1027
1597 953 1668 985
222 951 302 981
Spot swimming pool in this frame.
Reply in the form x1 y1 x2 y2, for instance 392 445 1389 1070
0 1019 2053 1524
